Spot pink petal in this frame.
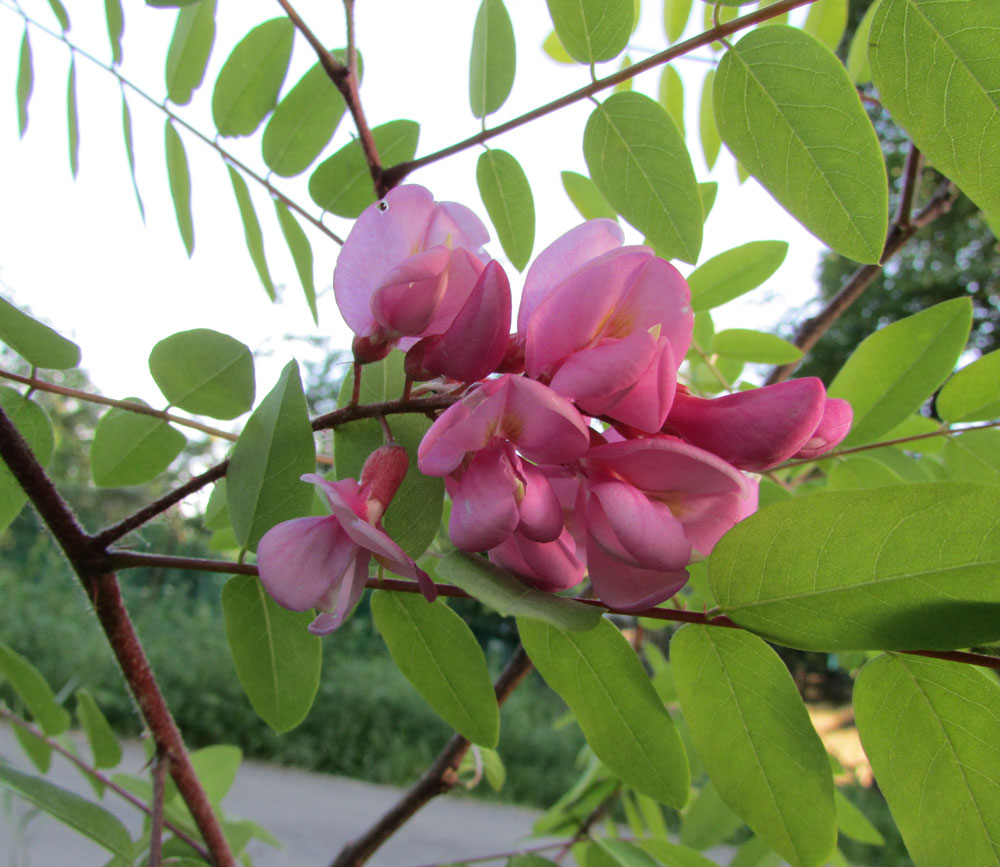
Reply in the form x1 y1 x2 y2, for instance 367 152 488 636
308 553 370 635
550 330 659 402
618 256 693 359
489 529 585 592
449 447 520 551
586 540 689 611
792 398 853 459
423 201 491 254
516 463 564 543
370 247 452 336
585 338 677 433
499 376 592 464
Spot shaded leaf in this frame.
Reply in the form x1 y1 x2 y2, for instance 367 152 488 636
596 838 661 867
189 745 241 806
585 92 702 264
0 389 54 533
0 643 70 736
942 428 1000 487
710 481 1000 651
222 574 321 732
825 455 903 491
46 0 70 31
372 592 499 747
845 0 877 84
712 329 802 364
166 0 216 105
17 29 32 137
165 120 194 256
657 64 684 137
937 347 1000 423
121 92 145 220
680 779 744 850
75 689 122 770
639 838 720 867
855 654 1000 867
66 59 78 178
546 0 633 63
0 294 80 369
561 170 617 221
90 400 186 487
104 0 123 64
714 26 887 263
698 68 720 170
518 617 689 807
834 788 884 846
477 149 534 270
149 328 255 419
12 724 51 774
274 201 317 324
671 626 836 867
689 241 787 311
470 0 516 118
227 165 275 300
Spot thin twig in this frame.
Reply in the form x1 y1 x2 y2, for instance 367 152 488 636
150 749 168 867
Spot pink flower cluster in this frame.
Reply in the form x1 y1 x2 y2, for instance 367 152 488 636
258 185 851 629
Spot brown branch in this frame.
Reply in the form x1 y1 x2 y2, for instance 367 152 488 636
150 749 168 867
381 0 818 189
765 177 959 385
329 645 533 867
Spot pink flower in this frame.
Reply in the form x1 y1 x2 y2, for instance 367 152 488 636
256 447 436 635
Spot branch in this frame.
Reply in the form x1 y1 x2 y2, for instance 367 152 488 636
328 645 533 867
381 0 818 189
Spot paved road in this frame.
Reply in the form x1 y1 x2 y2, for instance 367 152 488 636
0 723 555 867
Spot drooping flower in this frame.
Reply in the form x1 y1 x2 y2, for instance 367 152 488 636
256 446 435 635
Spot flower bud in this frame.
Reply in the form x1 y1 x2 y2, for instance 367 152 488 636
360 444 410 520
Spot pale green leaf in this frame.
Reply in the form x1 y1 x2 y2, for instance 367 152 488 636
712 329 802 364
274 201 317 324
104 0 123 64
437 551 603 632
546 0 633 63
165 0 216 105
829 298 972 447
0 295 80 369
699 181 717 219
698 69 720 170
803 0 847 52
937 347 1000 422
657 64 685 137
855 654 1000 867
222 574 321 732
881 413 945 453
870 0 1000 217
942 428 1000 487
470 0 516 118
518 617 690 807
834 789 884 846
640 838 721 867
585 92 702 263
227 165 275 300
561 170 617 221
714 26 888 263
66 59 78 178
825 455 903 491
0 643 70 736
13 723 51 773
680 780 744 850
846 0 877 84
596 838 660 867
226 360 315 552
149 328 255 419
165 120 194 256
477 149 534 270
729 836 782 867
688 241 787 311
372 592 499 747
75 689 122 769
664 0 694 42
710 481 1000 651
212 18 293 137
542 30 575 63
309 120 420 218
121 93 145 221
0 389 54 532
671 626 836 867
17 29 32 137
90 400 186 487
190 745 241 806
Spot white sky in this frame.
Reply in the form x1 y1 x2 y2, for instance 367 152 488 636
0 0 822 414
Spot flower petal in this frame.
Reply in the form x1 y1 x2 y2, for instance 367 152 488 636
792 398 853 459
516 463 564 543
586 539 689 611
489 529 585 592
449 447 520 551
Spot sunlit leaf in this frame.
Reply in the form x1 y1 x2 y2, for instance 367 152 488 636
0 643 70 736
66 59 79 178
870 0 1000 217
149 328 255 419
227 165 274 300
546 0 633 63
274 201 317 324
698 69 720 170
855 654 1000 867
0 389 54 533
585 92 702 263
120 92 145 221
470 0 516 118
477 149 534 270
699 181 717 219
942 428 1000 487
165 120 194 256
165 0 216 105
16 29 32 137
937 347 1000 423
90 400 186 487
561 170 617 221
372 591 500 747
75 689 122 769
803 0 847 52
710 481 1000 651
688 241 788 311
664 0 694 42
657 64 684 137
715 26 887 263
104 0 123 64
829 298 972 447
712 329 802 364
0 295 80 369
518 617 690 807
672 626 836 867
222 574 321 732
212 18 293 137
542 30 575 63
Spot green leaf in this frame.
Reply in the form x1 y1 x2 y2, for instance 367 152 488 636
613 54 634 93
664 0 694 42
709 481 1000 651
854 654 1000 867
212 18 294 137
17 29 32 137
825 455 903 491
657 64 685 137
584 92 702 264
261 49 359 177
712 329 802 364
834 789 884 846
829 298 972 447
546 0 633 63
729 837 783 867
470 0 516 118
66 59 79 178
0 763 133 860
46 0 70 31
372 591 500 747
870 0 1000 218
165 120 194 256
437 551 603 632
222 574 321 732
714 26 888 263
671 626 836 867
149 328 254 419
0 295 80 369
190 744 241 806
0 390 54 532
334 353 442 559
698 68 720 170
477 149 535 270
845 0 877 84
147 0 204 5
227 361 314 552
687 241 788 311
165 0 216 105
561 170 617 221
639 838 721 867
309 120 420 218
274 201 317 324
518 617 690 807
459 744 506 792
596 838 661 867
699 181 717 219
542 30 575 63
803 0 847 52
227 166 275 300
680 780 744 850
881 412 945 453
75 689 122 769
942 428 1000 487
121 93 145 221
937 348 1000 423
104 0 123 64
0 644 70 736
13 723 52 774
90 400 186 487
